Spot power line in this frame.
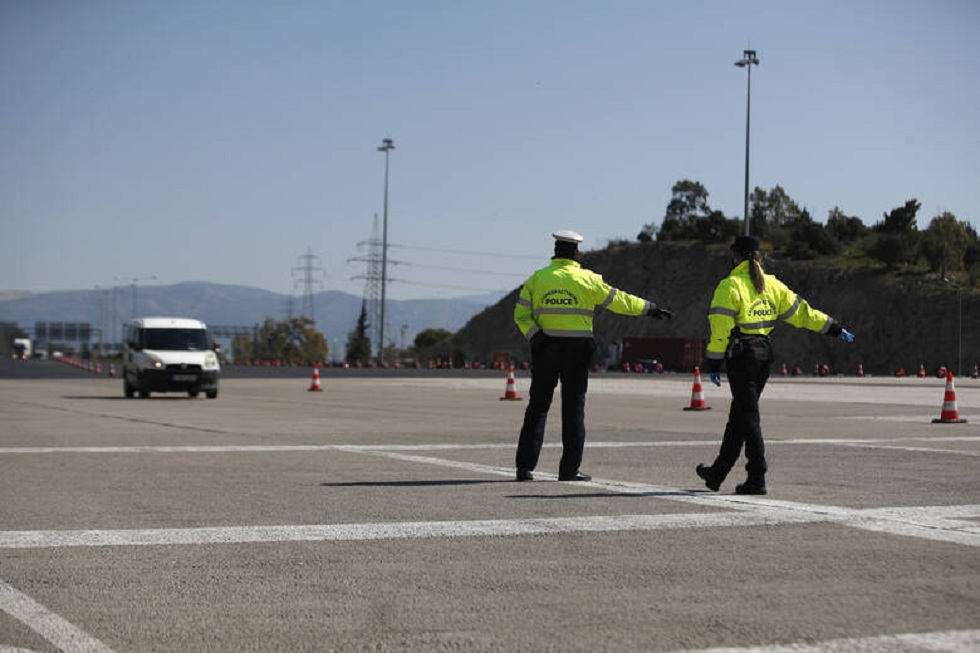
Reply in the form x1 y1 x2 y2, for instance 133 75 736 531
349 234 532 300
396 262 524 277
292 248 324 322
388 243 539 260
394 279 517 293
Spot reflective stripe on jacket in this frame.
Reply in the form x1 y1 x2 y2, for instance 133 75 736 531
706 260 833 360
514 258 651 339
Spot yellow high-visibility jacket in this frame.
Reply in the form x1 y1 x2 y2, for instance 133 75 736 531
515 258 651 340
706 260 834 361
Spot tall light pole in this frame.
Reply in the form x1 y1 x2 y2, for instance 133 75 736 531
735 49 759 236
376 138 395 363
944 277 963 376
115 275 157 320
957 284 962 377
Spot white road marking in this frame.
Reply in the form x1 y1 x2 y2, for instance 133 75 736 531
344 449 980 547
0 441 977 551
840 414 979 423
1 503 976 550
0 579 116 653
0 434 976 456
3 437 978 552
676 628 980 653
0 510 822 549
839 443 980 457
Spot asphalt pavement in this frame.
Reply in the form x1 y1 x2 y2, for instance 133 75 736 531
0 357 977 652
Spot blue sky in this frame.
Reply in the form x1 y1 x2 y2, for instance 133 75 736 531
1 0 977 299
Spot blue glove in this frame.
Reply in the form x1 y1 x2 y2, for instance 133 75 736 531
709 372 722 387
839 329 854 343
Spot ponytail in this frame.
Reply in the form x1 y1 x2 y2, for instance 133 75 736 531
748 251 765 294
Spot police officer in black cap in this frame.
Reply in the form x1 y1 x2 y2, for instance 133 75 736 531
697 235 854 494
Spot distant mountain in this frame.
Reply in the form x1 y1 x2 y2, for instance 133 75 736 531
0 282 504 350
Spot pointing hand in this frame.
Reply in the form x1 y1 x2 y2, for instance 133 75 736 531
839 329 854 343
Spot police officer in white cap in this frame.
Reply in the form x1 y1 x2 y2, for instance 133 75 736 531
513 229 673 481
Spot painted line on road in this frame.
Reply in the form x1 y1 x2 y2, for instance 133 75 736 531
676 628 980 653
839 443 980 457
0 510 820 549
0 434 976 455
840 413 979 423
346 448 980 547
0 578 116 653
1 503 977 550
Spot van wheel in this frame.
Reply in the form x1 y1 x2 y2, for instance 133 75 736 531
188 391 199 398
139 390 150 399
124 380 135 398
206 389 218 399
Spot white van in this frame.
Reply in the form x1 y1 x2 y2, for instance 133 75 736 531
122 317 220 399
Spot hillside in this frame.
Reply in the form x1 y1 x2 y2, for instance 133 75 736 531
452 241 979 376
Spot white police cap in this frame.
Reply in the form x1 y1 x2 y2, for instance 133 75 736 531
552 229 584 244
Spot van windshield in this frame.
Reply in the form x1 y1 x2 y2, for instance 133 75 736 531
143 328 210 351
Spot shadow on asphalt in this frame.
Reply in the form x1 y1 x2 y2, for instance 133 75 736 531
507 490 700 499
60 396 209 400
321 479 510 488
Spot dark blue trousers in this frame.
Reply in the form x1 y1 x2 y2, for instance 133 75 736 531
515 337 594 477
713 339 772 480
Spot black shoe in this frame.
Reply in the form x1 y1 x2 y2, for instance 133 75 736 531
695 464 722 492
735 482 767 495
558 471 592 482
516 468 534 482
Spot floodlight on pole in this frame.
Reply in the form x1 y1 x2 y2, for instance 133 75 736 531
735 49 759 236
114 275 158 319
944 277 963 376
376 138 395 363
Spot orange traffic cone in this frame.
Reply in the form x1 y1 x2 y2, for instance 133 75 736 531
500 364 523 401
857 362 864 378
683 367 711 411
917 363 926 378
308 363 323 392
780 362 788 376
932 371 967 423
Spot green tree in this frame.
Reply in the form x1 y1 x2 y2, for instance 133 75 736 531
749 185 801 240
640 179 710 241
232 334 253 361
251 317 327 362
381 343 399 364
964 225 980 286
920 212 975 277
345 301 371 362
879 198 920 234
254 318 285 360
783 209 840 260
414 328 452 350
826 207 867 244
868 199 921 270
285 317 328 363
691 209 741 243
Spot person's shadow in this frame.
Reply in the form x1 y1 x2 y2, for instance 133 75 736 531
320 479 509 488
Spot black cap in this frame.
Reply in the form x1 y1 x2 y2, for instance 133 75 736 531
731 235 760 256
